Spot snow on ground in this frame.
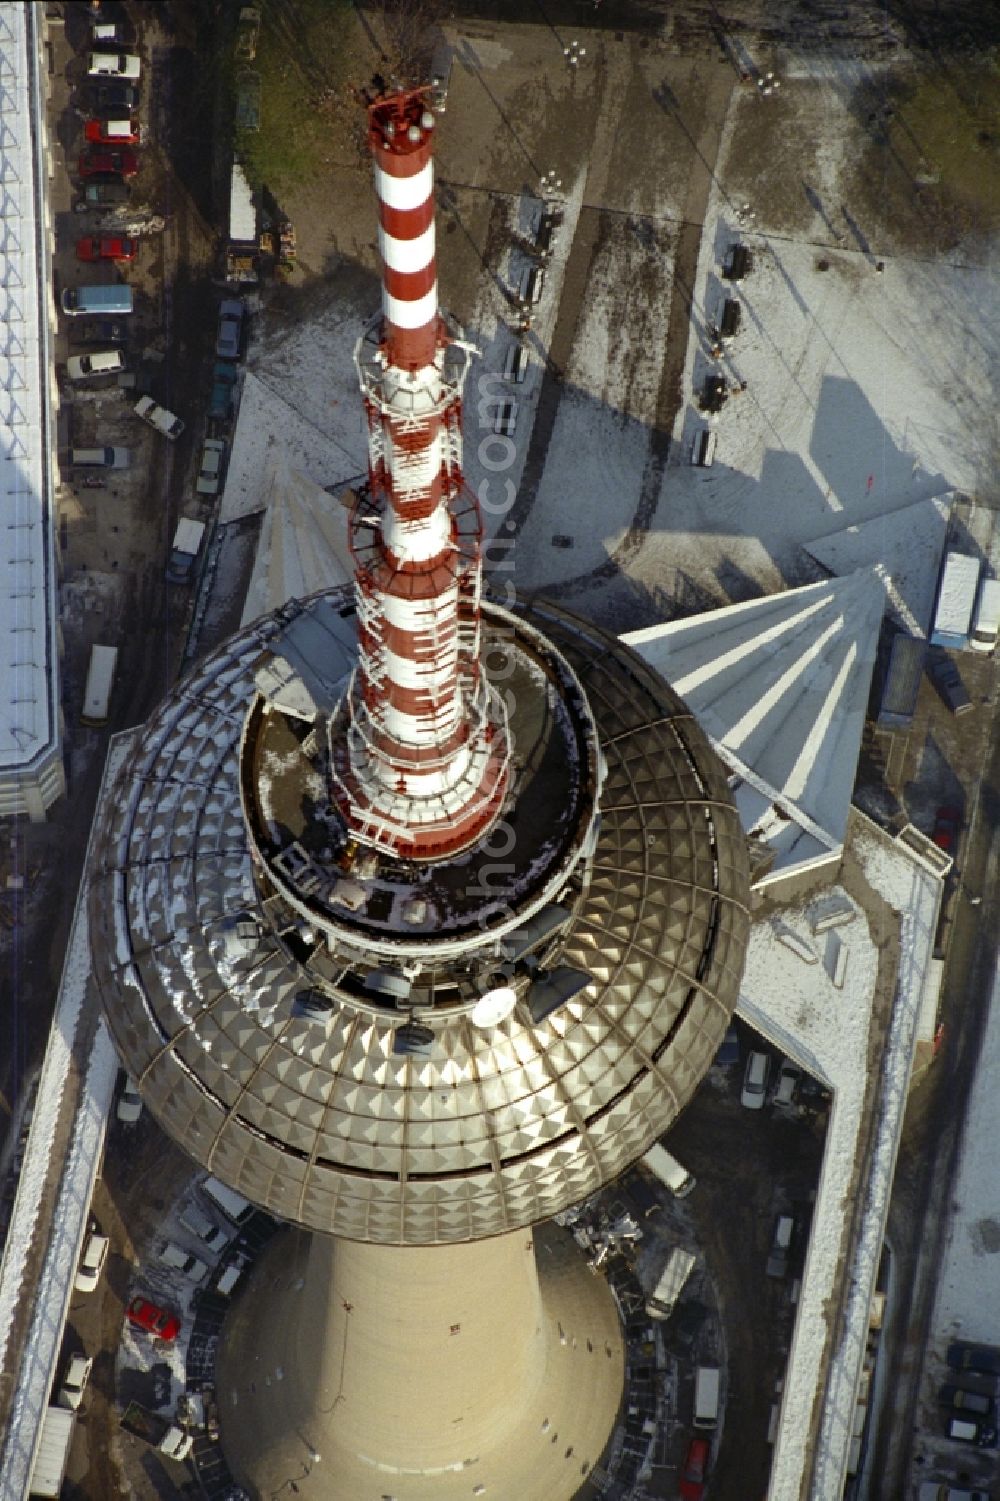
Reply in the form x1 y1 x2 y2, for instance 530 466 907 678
510 211 678 585
460 168 588 547
739 814 942 1501
219 300 369 523
628 112 1000 613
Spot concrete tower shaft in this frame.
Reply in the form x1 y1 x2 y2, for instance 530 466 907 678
334 90 510 860
217 1223 625 1500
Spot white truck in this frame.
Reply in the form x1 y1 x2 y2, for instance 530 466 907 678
165 518 206 584
81 644 118 726
930 551 980 650
134 395 185 440
642 1142 696 1197
644 1246 696 1320
28 1407 75 1497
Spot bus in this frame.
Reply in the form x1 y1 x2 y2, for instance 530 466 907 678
81 644 118 726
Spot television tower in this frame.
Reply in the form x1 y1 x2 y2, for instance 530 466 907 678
89 87 750 1501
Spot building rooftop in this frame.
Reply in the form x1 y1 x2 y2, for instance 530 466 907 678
0 3 62 818
623 568 885 884
89 592 750 1244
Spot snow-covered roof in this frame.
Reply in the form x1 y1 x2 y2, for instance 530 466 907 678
804 493 954 636
622 568 885 881
241 453 355 626
0 4 62 814
740 812 943 1499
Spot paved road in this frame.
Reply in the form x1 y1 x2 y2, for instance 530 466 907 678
864 682 1000 1498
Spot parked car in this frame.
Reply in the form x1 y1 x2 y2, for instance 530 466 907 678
679 1436 710 1500
774 1058 801 1107
196 437 227 494
160 1425 194 1460
178 1201 229 1253
949 1344 1000 1378
57 1352 93 1410
930 655 973 716
127 1295 181 1342
944 1412 998 1446
932 806 962 853
75 180 130 210
939 1384 996 1417
134 395 185 440
714 1026 739 1067
73 318 126 343
71 446 130 469
85 116 140 145
66 348 125 381
87 52 141 79
766 1212 795 1279
79 147 139 179
209 361 238 420
75 1231 110 1293
76 235 136 262
116 1074 142 1123
158 1241 208 1283
92 81 139 110
740 1049 770 1109
235 5 261 61
215 298 245 360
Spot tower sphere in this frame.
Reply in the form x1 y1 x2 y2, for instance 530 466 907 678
89 589 750 1245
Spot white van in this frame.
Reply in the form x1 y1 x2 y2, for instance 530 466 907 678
645 1246 696 1319
158 1241 208 1283
693 1365 720 1428
740 1049 770 1109
216 1259 245 1296
202 1175 255 1228
642 1142 696 1198
66 349 125 381
178 1201 229 1253
970 577 1000 654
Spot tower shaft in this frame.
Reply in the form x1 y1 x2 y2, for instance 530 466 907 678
217 1223 625 1500
332 91 510 860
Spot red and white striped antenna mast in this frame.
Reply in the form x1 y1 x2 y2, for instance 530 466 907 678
331 86 511 862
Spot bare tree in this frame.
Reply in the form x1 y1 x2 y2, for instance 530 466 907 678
361 0 448 89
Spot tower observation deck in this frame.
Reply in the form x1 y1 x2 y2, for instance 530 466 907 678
88 86 750 1501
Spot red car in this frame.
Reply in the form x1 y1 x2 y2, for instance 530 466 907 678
932 805 962 852
78 147 139 179
679 1436 710 1501
127 1295 181 1342
85 117 140 145
76 235 136 262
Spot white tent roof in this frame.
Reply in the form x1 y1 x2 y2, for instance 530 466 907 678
241 453 355 626
622 569 886 879
803 493 954 636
